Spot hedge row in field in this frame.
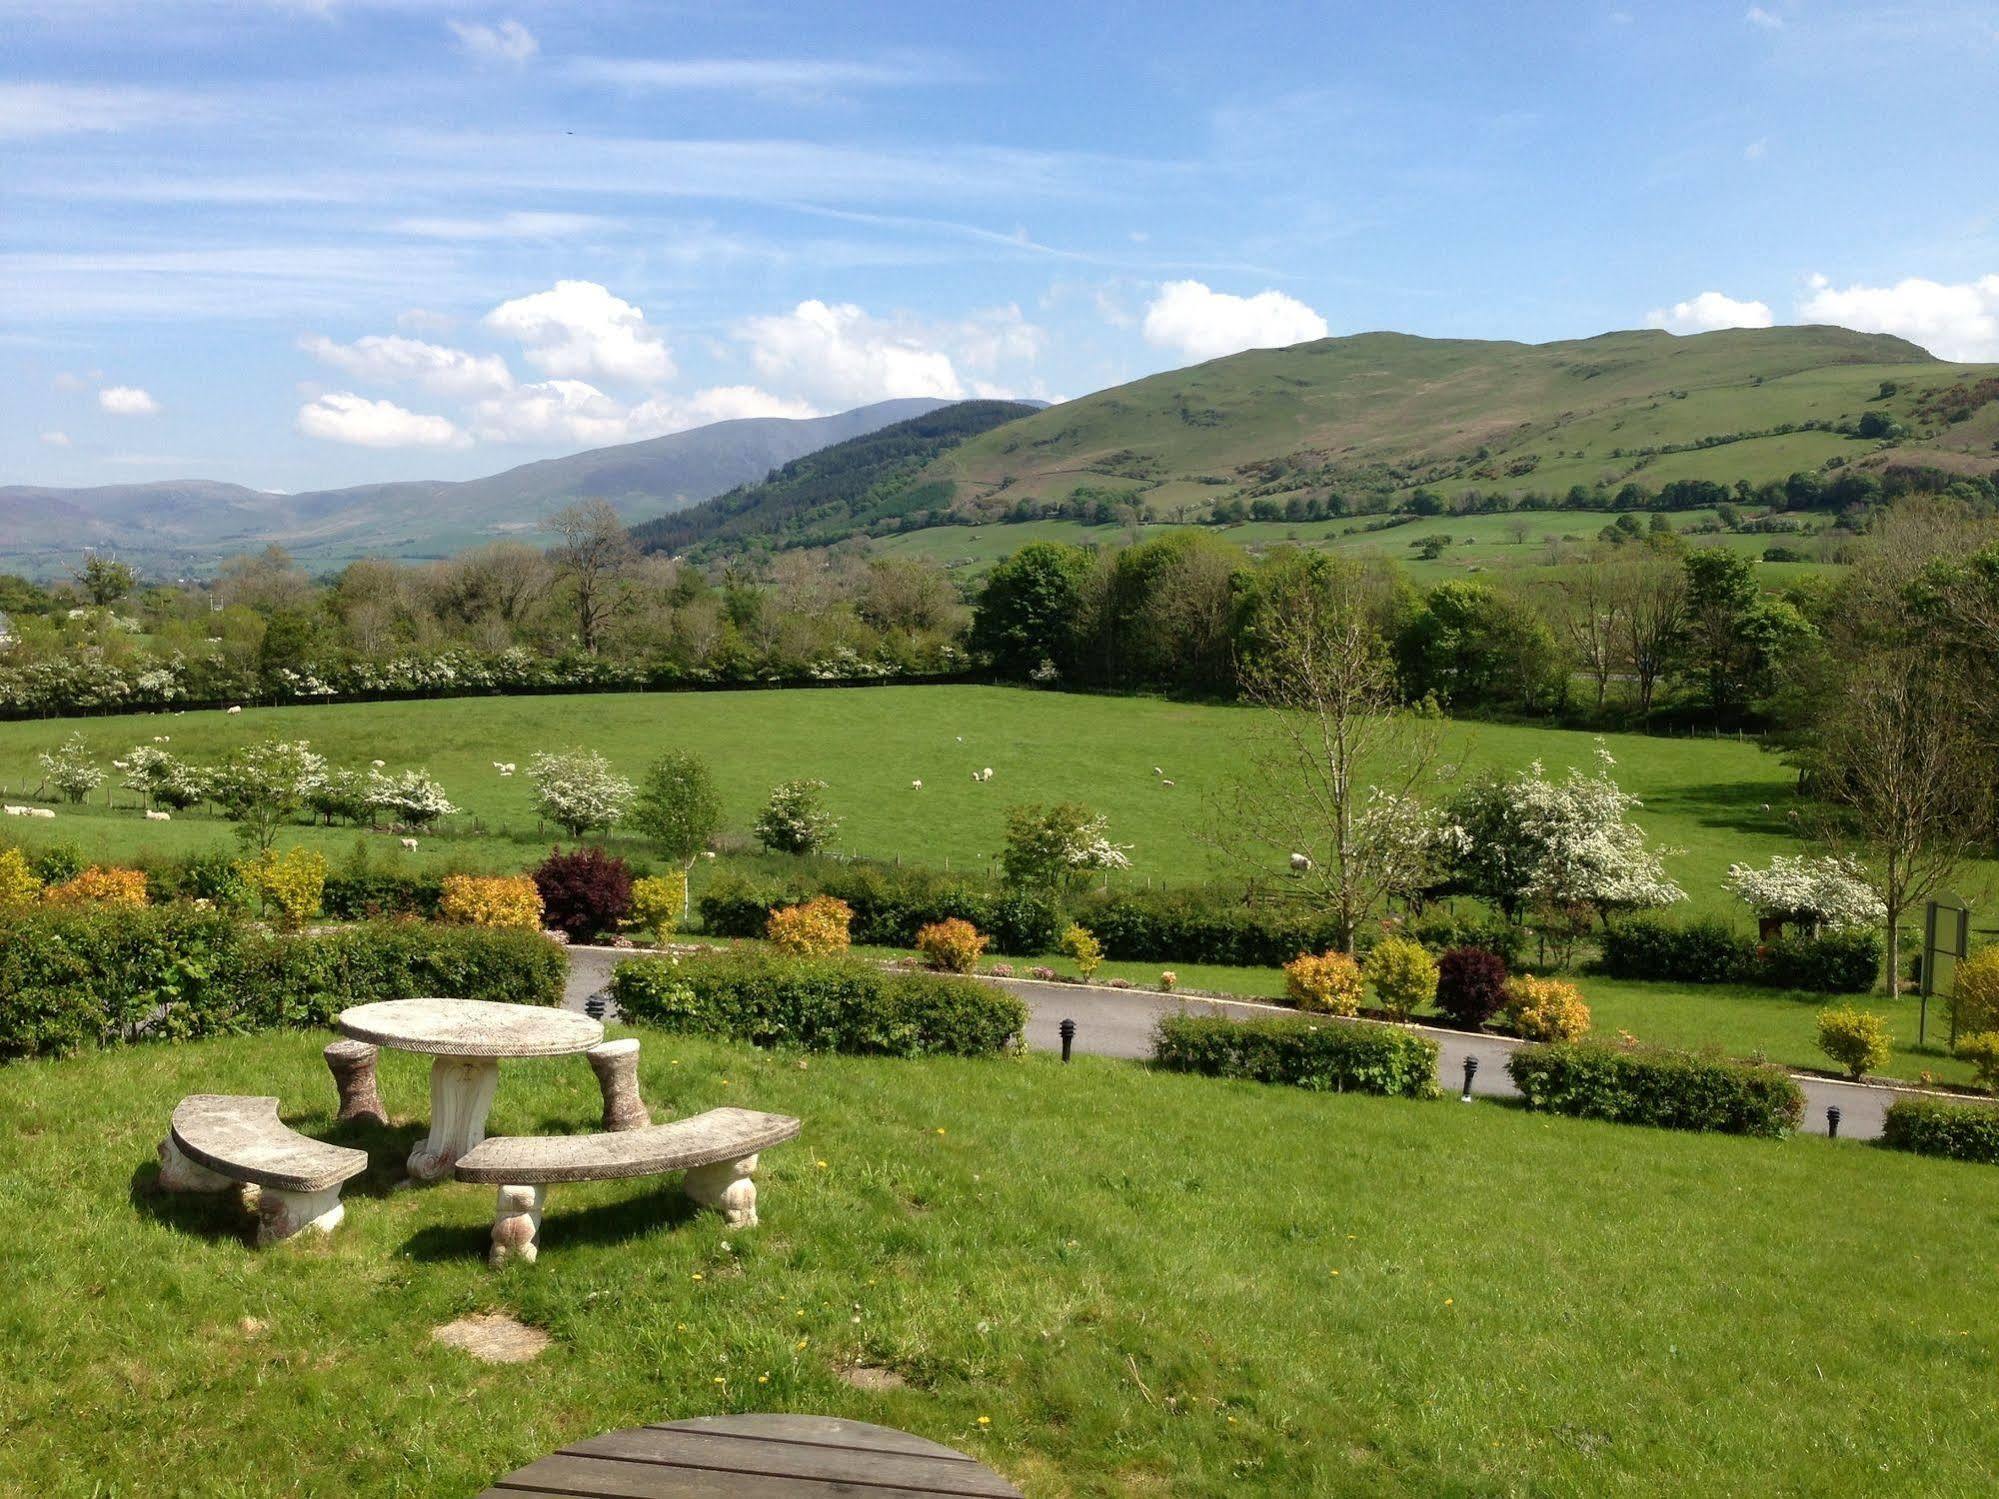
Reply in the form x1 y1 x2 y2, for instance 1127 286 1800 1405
0 907 564 1060
1505 1041 1805 1138
1151 1013 1440 1099
610 948 1026 1058
1598 915 1882 993
1880 1097 1999 1164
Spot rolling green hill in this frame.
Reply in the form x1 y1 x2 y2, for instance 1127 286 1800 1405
922 325 1999 518
628 400 1038 558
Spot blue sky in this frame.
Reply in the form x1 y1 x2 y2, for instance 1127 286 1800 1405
5 0 1998 493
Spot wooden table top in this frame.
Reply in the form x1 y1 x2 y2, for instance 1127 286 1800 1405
479 1414 1025 1498
335 997 603 1058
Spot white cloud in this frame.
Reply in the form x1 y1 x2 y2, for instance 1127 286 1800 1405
1743 138 1768 161
300 332 513 397
98 385 160 415
297 392 467 448
483 280 673 384
392 211 609 240
1645 291 1775 333
39 430 70 447
1140 280 1328 361
0 83 207 140
740 300 968 406
1745 5 1783 30
1798 273 1999 361
396 307 456 334
471 379 817 445
567 57 921 94
449 18 537 65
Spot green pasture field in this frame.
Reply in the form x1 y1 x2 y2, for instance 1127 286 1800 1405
0 685 1944 917
4 1029 1997 1495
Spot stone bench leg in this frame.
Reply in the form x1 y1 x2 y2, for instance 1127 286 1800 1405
586 1039 651 1132
256 1186 347 1246
324 1040 388 1126
683 1153 761 1229
157 1136 233 1194
489 1184 545 1267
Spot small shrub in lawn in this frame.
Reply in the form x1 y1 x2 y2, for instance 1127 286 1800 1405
754 778 840 855
0 846 43 907
1364 936 1438 1020
1881 1096 1999 1164
237 847 328 930
532 846 634 942
1506 1042 1804 1137
766 896 854 957
1948 949 1999 1038
1504 975 1591 1042
1028 965 1057 981
610 948 1025 1057
1152 1013 1439 1099
1955 1031 1999 1094
627 872 686 941
439 874 544 932
43 866 149 909
1434 946 1509 1028
1159 970 1178 992
1816 1005 1891 1080
989 962 1014 978
1059 923 1103 980
1285 949 1365 1016
916 917 987 974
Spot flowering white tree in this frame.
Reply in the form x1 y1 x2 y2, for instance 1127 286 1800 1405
120 744 208 811
754 778 841 855
368 768 458 831
528 749 635 836
1724 854 1885 934
1000 802 1132 890
1443 744 1685 923
210 739 328 849
38 734 104 803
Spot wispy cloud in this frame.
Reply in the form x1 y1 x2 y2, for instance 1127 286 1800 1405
449 18 537 66
566 56 938 96
0 82 213 139
389 211 613 240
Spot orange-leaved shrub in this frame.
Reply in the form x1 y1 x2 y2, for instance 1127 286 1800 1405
915 917 988 973
766 895 853 957
1504 975 1591 1042
1284 949 1364 1016
43 865 149 909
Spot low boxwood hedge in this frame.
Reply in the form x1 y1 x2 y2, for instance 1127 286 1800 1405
1880 1096 1999 1164
1505 1041 1804 1138
610 949 1026 1058
1151 1013 1440 1099
0 907 564 1060
1599 915 1882 993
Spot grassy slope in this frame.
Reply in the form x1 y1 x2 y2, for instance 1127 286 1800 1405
4 1030 1998 1496
7 684 1962 917
924 326 1997 511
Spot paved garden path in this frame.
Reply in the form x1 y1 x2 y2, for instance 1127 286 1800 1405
565 950 1910 1142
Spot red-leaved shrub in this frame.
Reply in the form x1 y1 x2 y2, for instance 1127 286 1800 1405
1434 945 1510 1028
531 846 634 941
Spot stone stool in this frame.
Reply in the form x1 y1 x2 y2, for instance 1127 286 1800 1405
586 1039 652 1132
324 1039 388 1126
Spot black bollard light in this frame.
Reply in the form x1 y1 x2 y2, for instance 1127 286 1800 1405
1826 1105 1841 1140
584 995 607 1021
1059 1018 1076 1063
1461 1054 1479 1102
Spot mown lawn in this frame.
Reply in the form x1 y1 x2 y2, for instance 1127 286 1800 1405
3 682 1944 918
2 1031 1997 1495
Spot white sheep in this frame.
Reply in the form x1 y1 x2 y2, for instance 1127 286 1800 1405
1289 852 1314 872
399 837 419 851
30 807 55 819
911 779 923 790
144 809 171 822
1153 766 1164 776
1160 779 1175 787
1760 803 1772 813
154 735 170 743
3 805 26 817
226 705 241 715
980 767 994 782
371 759 386 768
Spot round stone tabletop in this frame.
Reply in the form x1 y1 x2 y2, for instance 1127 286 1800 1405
336 998 603 1058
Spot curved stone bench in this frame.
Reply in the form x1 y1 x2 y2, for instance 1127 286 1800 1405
454 1107 801 1266
158 1095 368 1245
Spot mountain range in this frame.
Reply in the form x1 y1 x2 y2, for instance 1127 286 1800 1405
0 398 950 576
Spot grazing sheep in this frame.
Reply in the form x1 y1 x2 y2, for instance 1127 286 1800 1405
1153 766 1164 776
1289 852 1314 872
911 779 923 790
30 807 55 819
399 837 418 851
980 767 994 782
144 809 171 822
3 805 26 817
154 735 170 743
1160 779 1175 787
371 759 386 768
1760 803 1772 813
226 705 242 715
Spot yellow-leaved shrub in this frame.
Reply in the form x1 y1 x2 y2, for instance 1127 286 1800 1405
628 872 687 941
1504 975 1592 1042
440 874 545 932
43 865 149 909
1284 949 1364 1016
0 846 42 908
238 848 327 930
1059 923 1103 980
1817 1004 1891 1081
766 895 853 957
1948 948 1999 1038
916 918 988 974
1364 935 1439 1020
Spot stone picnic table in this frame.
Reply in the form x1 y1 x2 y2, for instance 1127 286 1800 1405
337 998 603 1182
479 1414 1024 1497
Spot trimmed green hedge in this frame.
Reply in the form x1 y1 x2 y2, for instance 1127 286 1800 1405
698 866 1062 956
1881 1096 1999 1164
0 908 564 1060
1599 915 1882 993
611 949 1026 1058
1506 1041 1804 1138
1151 1013 1440 1099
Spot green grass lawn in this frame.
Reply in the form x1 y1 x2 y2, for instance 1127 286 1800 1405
10 683 1965 920
5 1029 1998 1495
